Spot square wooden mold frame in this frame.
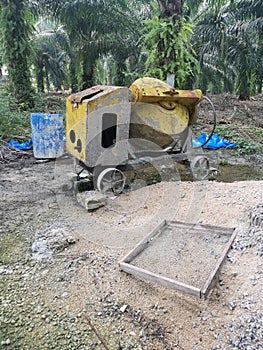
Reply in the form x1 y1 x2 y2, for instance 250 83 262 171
119 220 237 299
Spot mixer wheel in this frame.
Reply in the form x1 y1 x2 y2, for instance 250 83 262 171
190 156 210 180
96 168 126 196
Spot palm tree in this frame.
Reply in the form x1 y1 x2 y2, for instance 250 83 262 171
192 0 263 98
37 0 138 90
31 21 70 92
0 0 35 107
109 1 149 86
192 1 233 93
226 0 263 97
157 0 183 18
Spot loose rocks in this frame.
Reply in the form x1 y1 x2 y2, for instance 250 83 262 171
31 222 77 260
76 191 107 211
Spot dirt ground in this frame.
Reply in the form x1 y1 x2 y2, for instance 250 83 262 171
0 93 263 349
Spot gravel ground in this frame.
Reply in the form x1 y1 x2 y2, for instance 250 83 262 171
0 158 262 349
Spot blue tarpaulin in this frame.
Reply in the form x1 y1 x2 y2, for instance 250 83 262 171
193 133 237 150
7 139 33 151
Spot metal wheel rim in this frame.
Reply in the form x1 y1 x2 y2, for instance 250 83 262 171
190 156 209 180
96 168 126 195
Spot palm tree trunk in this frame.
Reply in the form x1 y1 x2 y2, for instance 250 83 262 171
37 57 45 93
157 0 183 18
257 77 262 94
82 58 95 90
157 0 184 76
1 0 34 107
69 54 78 92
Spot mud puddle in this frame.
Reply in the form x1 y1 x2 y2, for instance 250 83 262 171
216 164 263 182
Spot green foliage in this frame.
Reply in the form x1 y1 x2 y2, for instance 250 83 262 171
192 0 263 98
51 0 138 89
32 93 48 112
215 124 263 155
1 0 262 107
0 87 61 140
219 158 229 165
31 22 70 92
0 90 31 140
0 0 35 107
144 14 199 87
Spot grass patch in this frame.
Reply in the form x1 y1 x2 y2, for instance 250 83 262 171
0 89 66 141
0 237 23 264
0 91 31 141
215 124 263 156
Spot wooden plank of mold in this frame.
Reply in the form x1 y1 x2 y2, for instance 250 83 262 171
201 227 237 299
119 220 237 299
119 262 201 298
119 220 167 264
168 220 235 236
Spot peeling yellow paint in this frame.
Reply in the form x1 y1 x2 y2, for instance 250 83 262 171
66 78 203 166
66 99 87 162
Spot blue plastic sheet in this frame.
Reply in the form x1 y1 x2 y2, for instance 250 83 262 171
192 133 237 150
7 139 33 151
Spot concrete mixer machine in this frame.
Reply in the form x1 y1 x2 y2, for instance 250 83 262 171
66 77 215 195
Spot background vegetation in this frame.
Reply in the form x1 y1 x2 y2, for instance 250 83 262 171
0 0 262 155
1 0 262 101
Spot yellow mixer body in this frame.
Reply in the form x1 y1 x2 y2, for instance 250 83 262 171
66 77 203 167
129 77 202 148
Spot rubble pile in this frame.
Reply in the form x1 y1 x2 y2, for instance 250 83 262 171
0 140 33 164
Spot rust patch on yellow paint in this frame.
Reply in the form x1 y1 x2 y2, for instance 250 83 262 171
66 99 87 162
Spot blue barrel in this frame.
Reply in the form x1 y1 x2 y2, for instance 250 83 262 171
31 113 64 158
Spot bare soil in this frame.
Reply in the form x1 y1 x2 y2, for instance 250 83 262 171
198 92 263 127
0 93 262 349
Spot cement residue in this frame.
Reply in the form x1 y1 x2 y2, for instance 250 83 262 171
130 225 234 290
31 221 77 260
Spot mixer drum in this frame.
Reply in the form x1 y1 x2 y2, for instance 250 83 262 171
129 77 202 150
129 101 190 148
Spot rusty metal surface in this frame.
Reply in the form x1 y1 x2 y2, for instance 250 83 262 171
129 77 202 124
68 86 104 103
130 102 189 148
66 77 204 168
66 99 87 162
66 86 131 167
68 85 120 104
129 77 202 104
